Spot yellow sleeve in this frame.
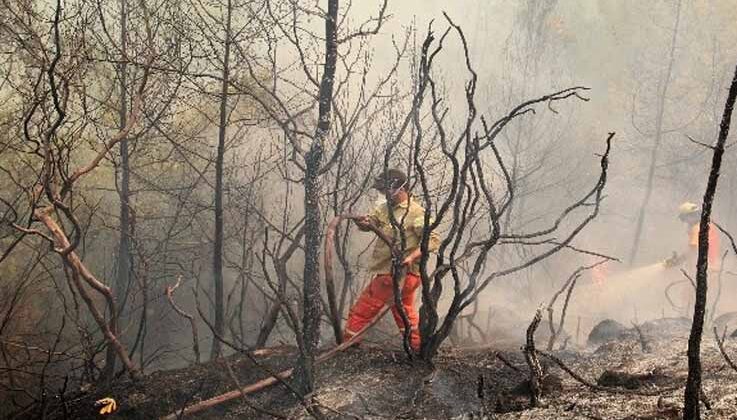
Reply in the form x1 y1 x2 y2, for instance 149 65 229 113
367 204 384 226
412 213 441 252
354 205 383 232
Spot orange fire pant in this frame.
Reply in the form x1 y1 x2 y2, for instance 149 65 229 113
343 273 421 350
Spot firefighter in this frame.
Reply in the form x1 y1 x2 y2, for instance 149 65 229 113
663 202 721 315
343 169 440 351
663 201 720 270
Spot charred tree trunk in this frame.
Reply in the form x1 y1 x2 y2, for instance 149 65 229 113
103 0 131 381
525 309 544 406
628 0 681 266
297 149 323 394
294 0 338 396
683 64 737 419
211 0 233 360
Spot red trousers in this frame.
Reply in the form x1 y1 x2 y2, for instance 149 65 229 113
343 273 421 350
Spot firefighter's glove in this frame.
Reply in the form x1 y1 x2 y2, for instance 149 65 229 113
662 252 684 269
354 216 374 231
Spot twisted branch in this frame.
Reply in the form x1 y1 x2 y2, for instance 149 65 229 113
165 276 200 364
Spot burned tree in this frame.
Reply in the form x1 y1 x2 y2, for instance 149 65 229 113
228 0 394 393
377 15 615 361
683 63 737 420
0 3 167 408
0 0 158 380
296 0 339 394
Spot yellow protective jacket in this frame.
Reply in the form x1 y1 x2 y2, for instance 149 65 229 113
363 196 440 275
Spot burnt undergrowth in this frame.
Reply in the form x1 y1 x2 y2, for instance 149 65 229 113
20 318 737 419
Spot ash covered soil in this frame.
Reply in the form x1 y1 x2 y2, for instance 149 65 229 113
44 318 737 419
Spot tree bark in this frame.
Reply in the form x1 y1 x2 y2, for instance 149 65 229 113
683 64 737 420
295 0 338 396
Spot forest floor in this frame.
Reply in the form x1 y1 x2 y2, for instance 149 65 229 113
37 317 737 419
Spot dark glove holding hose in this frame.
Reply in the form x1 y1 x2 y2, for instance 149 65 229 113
663 251 686 269
353 215 374 231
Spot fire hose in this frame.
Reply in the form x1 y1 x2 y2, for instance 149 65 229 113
160 215 400 419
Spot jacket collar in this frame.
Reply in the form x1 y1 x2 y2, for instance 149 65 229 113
388 195 413 210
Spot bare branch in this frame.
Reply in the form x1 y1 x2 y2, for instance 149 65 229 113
165 276 200 364
336 0 389 44
685 134 715 150
713 326 737 374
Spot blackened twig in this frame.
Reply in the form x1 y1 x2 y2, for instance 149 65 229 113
536 350 678 396
713 326 737 373
524 308 544 406
631 322 651 353
713 222 737 256
547 261 606 351
495 352 522 373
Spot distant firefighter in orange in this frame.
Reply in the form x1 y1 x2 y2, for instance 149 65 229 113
663 201 721 270
662 201 721 314
343 169 440 351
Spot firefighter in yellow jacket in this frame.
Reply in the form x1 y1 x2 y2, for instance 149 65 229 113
664 202 721 269
343 169 440 351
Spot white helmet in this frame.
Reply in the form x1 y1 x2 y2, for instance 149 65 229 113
678 202 699 219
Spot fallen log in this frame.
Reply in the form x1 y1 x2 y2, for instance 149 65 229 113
161 214 400 419
160 305 391 420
